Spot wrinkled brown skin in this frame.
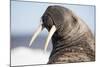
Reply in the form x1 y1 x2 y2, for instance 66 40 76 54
42 5 95 64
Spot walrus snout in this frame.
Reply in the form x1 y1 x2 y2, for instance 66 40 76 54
42 5 65 31
42 13 54 31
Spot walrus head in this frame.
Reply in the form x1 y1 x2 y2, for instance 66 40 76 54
42 6 78 32
29 5 94 53
29 5 79 50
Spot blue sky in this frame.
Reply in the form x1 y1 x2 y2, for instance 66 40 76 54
11 1 95 35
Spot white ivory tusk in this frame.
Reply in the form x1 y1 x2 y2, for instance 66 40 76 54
44 25 56 51
29 24 44 47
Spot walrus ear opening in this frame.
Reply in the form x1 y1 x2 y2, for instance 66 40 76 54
72 15 77 24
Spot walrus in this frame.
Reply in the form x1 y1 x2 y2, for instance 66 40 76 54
29 5 95 64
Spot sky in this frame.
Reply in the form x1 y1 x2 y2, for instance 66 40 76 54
11 0 95 36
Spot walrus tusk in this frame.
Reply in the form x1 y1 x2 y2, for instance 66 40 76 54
44 25 56 51
29 24 44 47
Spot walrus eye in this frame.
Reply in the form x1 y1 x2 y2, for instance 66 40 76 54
42 15 48 27
42 15 48 24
